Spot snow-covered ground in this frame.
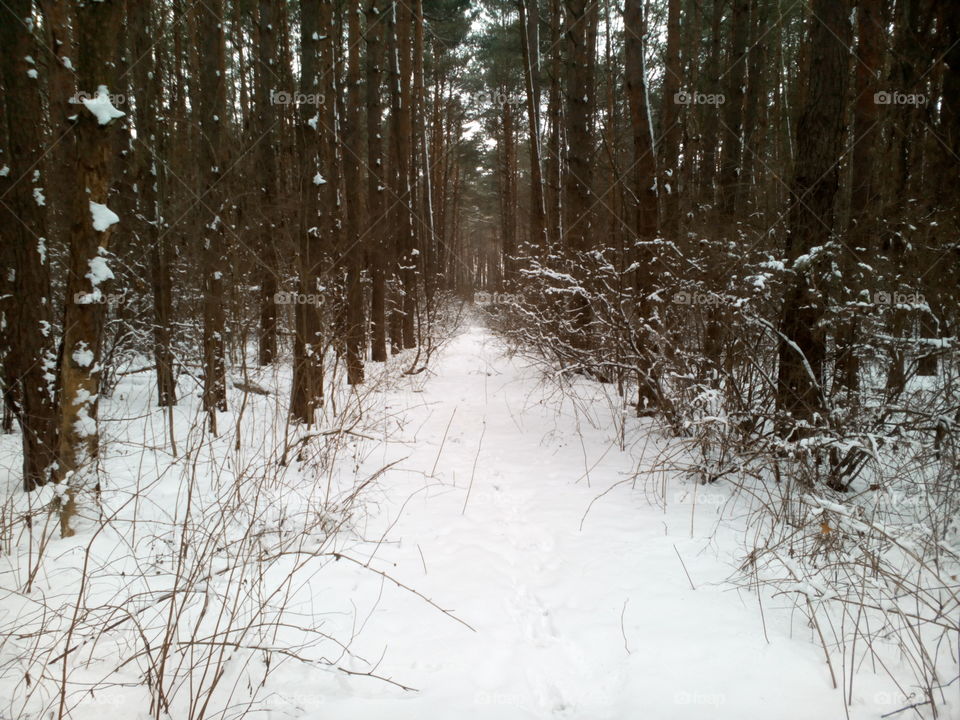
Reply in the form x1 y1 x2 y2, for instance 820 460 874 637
0 322 942 719
271 324 906 720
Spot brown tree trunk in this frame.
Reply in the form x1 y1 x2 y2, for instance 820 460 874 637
546 0 563 248
624 0 659 412
291 0 330 423
387 0 408 353
198 0 229 427
718 0 748 217
839 0 883 390
131 0 177 408
519 0 548 253
367 0 389 362
344 0 367 384
0 0 59 491
396 0 417 350
256 0 279 366
776 0 851 436
499 99 518 287
624 0 658 242
563 0 598 254
57 0 126 535
660 0 682 239
699 0 723 205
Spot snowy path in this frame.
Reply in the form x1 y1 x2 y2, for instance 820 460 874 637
295 324 891 719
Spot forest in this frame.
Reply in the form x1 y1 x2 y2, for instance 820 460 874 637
0 0 958 718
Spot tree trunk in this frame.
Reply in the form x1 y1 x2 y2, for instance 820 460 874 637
57 0 126 535
776 0 851 436
291 0 330 423
624 0 659 412
198 0 229 427
563 0 597 254
519 0 548 253
718 0 748 218
839 0 883 390
256 0 279 366
0 0 59 491
367 0 388 362
344 0 367 384
131 0 177 408
659 0 682 239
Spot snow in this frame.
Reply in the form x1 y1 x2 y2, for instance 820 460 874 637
71 343 94 368
0 323 943 720
80 85 125 125
89 201 119 231
278 326 908 719
313 172 327 185
85 252 114 287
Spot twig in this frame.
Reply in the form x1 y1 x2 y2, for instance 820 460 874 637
461 421 486 515
336 665 418 692
673 544 696 591
880 700 931 718
331 552 476 632
620 599 631 654
430 407 457 477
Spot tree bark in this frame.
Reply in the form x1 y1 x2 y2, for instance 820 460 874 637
776 0 851 436
0 0 59 491
367 0 389 362
198 0 229 426
256 0 279 366
519 0 548 254
131 0 177 408
56 0 126 535
343 0 367 384
660 0 683 239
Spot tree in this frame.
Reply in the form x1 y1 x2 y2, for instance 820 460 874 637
0 0 59 491
198 0 229 428
291 0 329 423
659 0 682 238
367 0 389 362
518 0 547 252
776 0 851 436
57 0 126 535
343 0 368 384
255 0 281 366
131 0 177 408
